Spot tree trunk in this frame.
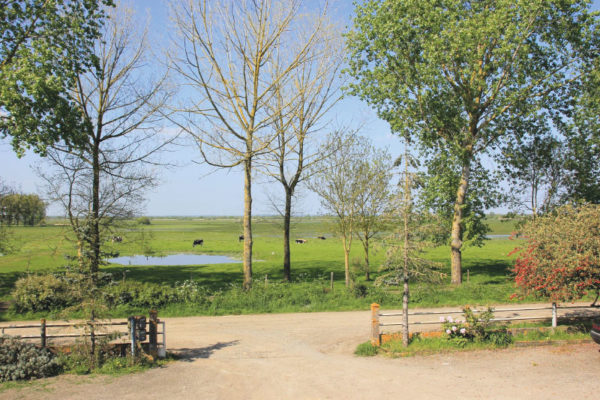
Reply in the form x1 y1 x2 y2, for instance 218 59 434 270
450 159 471 285
343 236 350 287
282 188 292 281
402 274 409 346
402 158 410 346
242 157 253 290
90 139 101 281
363 235 370 281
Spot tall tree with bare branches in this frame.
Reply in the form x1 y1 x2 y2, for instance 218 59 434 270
260 12 344 281
170 0 320 289
39 4 172 279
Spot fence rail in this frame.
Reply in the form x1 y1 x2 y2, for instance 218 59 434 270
0 312 166 358
371 302 600 345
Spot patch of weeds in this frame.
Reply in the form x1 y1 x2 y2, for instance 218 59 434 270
354 342 378 356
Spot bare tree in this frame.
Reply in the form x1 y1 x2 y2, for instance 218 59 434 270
259 13 344 281
169 0 319 289
308 131 380 287
39 4 172 279
354 149 393 281
378 137 445 346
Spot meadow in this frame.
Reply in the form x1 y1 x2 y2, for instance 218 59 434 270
0 215 525 319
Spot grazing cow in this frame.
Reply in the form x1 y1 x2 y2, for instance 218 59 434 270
112 236 123 243
238 235 244 242
317 236 326 240
295 239 307 244
193 239 204 247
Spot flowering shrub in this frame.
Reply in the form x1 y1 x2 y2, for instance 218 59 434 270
441 306 512 346
512 204 600 302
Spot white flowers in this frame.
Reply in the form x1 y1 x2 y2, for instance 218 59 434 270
446 329 451 334
451 326 457 332
460 328 466 334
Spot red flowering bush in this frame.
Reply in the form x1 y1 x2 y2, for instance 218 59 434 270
512 204 600 303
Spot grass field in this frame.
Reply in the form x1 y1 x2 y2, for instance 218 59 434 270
0 215 528 318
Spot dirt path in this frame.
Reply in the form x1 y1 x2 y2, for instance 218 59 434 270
2 305 598 399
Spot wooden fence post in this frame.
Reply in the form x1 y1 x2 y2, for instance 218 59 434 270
149 310 158 359
552 302 557 328
128 316 136 358
371 303 380 346
90 312 96 365
40 318 46 348
330 272 334 291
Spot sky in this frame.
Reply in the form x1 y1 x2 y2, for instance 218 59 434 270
1 0 599 217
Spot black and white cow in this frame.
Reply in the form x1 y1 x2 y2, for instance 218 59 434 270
238 235 244 242
193 239 204 247
295 239 307 244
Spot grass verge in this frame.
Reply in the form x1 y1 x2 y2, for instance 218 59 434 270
356 323 592 358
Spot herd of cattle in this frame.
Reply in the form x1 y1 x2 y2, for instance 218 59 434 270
110 234 327 247
191 235 327 246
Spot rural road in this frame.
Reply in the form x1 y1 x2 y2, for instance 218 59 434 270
2 303 599 399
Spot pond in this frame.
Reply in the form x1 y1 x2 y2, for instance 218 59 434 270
107 254 241 266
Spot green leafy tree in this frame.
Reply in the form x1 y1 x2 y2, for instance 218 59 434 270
496 123 564 217
346 0 599 284
0 0 114 155
419 149 503 248
0 193 45 226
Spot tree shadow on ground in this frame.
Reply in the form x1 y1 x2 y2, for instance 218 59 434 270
175 340 239 361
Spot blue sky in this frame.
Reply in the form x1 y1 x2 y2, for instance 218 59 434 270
1 0 599 216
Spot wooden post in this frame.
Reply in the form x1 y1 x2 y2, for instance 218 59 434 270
552 302 557 328
330 272 334 291
371 303 380 346
149 310 158 359
129 316 136 358
40 318 46 348
90 312 96 365
265 274 268 287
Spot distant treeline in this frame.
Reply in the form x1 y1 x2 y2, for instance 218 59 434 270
0 193 46 226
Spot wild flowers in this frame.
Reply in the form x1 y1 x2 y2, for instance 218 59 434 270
440 306 513 347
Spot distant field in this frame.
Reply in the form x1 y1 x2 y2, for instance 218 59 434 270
0 215 526 314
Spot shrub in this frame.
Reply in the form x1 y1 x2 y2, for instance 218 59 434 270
441 306 512 347
512 203 600 302
0 336 61 382
102 281 176 309
136 217 151 225
12 274 80 313
174 280 210 306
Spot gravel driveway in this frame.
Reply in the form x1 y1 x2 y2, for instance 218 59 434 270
1 305 598 399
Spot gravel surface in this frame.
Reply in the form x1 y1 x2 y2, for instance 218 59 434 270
1 305 598 399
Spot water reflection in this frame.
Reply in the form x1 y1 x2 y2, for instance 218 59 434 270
107 254 241 266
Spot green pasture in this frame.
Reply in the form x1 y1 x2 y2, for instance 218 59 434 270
0 216 525 316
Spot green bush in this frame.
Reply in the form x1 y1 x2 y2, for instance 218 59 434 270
136 217 151 225
0 336 61 382
441 306 512 347
102 281 177 309
12 274 80 313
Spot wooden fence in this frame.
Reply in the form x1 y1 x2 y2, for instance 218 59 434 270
370 302 600 345
0 312 166 358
